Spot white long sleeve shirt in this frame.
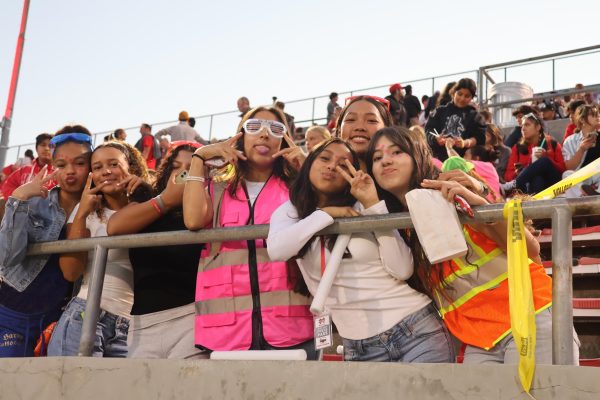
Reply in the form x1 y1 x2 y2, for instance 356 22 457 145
267 200 431 340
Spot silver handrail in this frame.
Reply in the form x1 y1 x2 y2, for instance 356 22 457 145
24 196 600 363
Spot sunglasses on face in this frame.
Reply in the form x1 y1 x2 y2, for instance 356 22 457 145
345 95 391 111
50 133 94 154
242 119 287 138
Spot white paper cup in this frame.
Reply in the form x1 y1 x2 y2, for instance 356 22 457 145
531 146 543 163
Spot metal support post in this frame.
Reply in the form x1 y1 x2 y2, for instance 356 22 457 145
551 206 574 365
311 98 316 124
78 245 108 356
552 59 556 91
431 78 435 95
208 115 214 141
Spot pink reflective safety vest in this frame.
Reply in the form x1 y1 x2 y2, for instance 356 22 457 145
195 176 313 351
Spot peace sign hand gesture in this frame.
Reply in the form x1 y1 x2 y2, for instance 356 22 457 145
115 163 143 196
194 132 247 167
272 132 306 171
335 159 379 209
11 165 58 201
76 173 106 217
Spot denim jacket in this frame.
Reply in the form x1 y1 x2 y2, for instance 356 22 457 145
0 187 66 292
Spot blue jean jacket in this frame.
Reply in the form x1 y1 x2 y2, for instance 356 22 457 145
0 187 66 292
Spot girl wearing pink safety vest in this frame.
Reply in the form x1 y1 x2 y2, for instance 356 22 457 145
183 106 314 357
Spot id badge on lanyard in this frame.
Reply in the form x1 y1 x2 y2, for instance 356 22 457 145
313 237 333 350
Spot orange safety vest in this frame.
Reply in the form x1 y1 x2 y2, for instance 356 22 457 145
433 225 552 350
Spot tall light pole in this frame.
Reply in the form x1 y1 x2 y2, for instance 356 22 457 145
0 0 31 168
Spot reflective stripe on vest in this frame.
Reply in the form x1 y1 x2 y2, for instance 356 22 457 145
435 227 507 315
196 290 311 315
199 248 271 272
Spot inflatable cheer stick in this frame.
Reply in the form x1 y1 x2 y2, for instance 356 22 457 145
310 234 351 315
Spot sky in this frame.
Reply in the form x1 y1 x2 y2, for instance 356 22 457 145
1 0 599 162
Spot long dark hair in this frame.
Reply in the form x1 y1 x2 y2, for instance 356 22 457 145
221 106 296 198
517 113 546 155
289 138 359 258
365 126 443 297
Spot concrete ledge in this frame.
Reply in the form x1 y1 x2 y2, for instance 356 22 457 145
0 357 599 400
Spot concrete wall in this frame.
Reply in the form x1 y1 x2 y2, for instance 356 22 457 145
0 357 599 400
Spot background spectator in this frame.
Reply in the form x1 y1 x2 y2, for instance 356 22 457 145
327 92 339 124
1 133 54 200
436 81 456 107
563 100 586 143
237 96 251 118
504 105 539 149
113 129 127 141
154 111 206 144
188 117 196 128
136 123 158 169
385 83 407 127
403 85 422 127
275 101 296 134
304 125 331 152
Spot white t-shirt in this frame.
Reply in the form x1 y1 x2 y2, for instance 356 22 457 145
267 200 431 340
244 180 266 204
68 205 134 318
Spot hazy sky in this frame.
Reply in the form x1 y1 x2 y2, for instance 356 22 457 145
1 0 599 160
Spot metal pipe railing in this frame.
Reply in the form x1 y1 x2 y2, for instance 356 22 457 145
24 196 600 361
484 83 600 109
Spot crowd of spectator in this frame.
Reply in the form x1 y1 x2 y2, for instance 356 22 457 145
0 78 598 365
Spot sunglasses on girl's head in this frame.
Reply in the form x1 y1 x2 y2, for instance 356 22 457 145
169 140 202 150
242 119 287 138
523 113 541 123
345 95 391 111
50 133 94 153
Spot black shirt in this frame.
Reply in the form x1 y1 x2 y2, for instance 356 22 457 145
129 212 202 315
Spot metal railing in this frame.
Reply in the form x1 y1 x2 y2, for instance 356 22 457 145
478 44 600 104
25 196 600 364
3 45 599 164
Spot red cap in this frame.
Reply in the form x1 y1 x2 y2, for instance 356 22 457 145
389 83 403 94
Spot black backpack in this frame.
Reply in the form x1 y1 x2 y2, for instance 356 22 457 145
135 134 162 160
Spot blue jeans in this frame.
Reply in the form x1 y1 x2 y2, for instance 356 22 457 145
342 303 455 363
47 297 129 357
516 157 562 194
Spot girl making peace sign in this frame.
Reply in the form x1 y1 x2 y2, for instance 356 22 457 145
0 127 93 357
267 138 454 363
184 106 315 357
48 141 149 357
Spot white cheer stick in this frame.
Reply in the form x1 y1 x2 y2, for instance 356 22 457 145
310 234 351 315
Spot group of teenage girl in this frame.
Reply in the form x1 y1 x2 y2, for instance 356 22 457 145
0 77 579 365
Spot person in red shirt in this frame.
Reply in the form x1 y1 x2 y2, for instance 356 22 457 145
563 100 586 143
1 133 55 199
139 123 156 169
502 113 565 195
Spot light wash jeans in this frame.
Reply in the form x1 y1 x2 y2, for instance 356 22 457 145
463 308 580 365
48 297 129 357
342 303 455 363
